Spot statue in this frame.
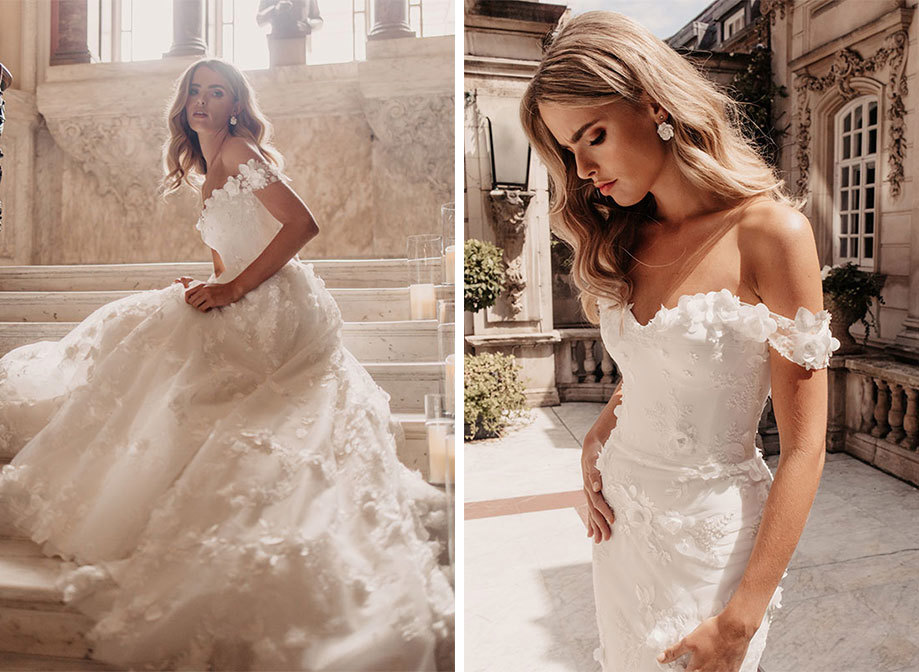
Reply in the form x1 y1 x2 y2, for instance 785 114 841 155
0 62 11 232
256 0 323 39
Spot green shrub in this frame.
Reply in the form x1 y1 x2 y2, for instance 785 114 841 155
464 238 506 313
464 351 529 440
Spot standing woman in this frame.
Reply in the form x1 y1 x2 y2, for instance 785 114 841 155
520 11 839 672
0 58 453 670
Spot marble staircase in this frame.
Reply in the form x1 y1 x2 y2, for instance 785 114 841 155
0 259 454 670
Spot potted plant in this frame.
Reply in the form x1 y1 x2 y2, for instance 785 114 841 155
821 262 887 354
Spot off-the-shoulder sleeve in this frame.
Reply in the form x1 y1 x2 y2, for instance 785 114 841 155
765 306 842 371
235 157 291 193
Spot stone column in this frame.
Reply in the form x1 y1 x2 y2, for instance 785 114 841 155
50 0 91 66
367 0 415 41
165 0 207 57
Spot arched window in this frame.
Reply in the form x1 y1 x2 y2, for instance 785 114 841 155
834 95 879 269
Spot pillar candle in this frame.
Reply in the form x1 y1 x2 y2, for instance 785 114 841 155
409 283 436 320
427 421 448 484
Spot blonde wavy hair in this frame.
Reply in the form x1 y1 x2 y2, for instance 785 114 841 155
159 58 284 198
519 10 804 325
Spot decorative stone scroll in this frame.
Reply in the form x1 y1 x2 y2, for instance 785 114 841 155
793 29 909 199
488 188 535 317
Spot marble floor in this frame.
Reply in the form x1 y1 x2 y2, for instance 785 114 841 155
464 402 919 672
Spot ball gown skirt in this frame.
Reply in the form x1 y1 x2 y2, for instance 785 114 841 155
0 157 454 670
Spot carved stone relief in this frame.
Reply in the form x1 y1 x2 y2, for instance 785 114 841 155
488 188 534 318
793 29 909 199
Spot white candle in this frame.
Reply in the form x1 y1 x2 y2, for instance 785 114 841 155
445 432 455 486
427 421 448 484
443 245 456 285
445 354 455 405
409 283 436 320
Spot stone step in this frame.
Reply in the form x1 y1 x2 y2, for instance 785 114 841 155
0 259 417 291
0 652 115 670
0 543 95 660
0 320 453 363
0 286 453 323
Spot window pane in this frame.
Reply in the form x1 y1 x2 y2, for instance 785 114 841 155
130 0 172 61
841 190 848 211
868 128 876 154
844 113 851 133
866 186 875 210
841 166 849 188
866 211 874 234
854 105 863 129
840 237 847 256
868 100 877 126
229 0 268 70
851 212 859 234
853 165 861 186
867 161 875 184
864 236 873 259
843 135 850 159
853 189 860 210
840 214 848 234
421 0 454 37
222 23 233 60
121 31 132 61
855 132 862 156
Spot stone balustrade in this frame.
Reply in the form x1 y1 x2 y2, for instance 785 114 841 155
555 327 619 403
842 356 919 486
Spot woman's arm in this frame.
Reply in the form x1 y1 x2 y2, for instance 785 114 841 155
220 137 319 300
585 378 624 447
722 205 829 635
581 377 623 542
211 247 225 278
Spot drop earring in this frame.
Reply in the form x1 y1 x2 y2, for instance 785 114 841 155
229 114 238 126
657 114 673 141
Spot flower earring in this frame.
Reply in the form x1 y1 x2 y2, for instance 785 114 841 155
657 114 674 141
229 114 238 126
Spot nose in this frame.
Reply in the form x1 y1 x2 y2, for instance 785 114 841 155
573 152 597 181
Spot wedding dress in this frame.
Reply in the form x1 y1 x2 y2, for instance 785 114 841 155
0 157 454 670
592 289 841 672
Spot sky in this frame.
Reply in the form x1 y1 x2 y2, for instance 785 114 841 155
558 0 721 40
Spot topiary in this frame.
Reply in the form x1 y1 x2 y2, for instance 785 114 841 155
464 351 529 440
464 238 506 313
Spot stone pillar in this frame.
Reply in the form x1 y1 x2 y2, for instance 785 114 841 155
50 0 91 66
367 0 415 41
165 0 207 58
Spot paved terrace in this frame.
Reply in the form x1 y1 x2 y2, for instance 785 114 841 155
464 402 919 672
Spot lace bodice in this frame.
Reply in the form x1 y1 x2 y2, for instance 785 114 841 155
196 157 298 284
597 287 841 470
591 287 841 671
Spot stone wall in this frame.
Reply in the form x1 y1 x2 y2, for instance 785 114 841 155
0 0 452 265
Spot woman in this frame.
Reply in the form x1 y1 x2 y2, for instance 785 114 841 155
519 11 839 672
0 58 453 670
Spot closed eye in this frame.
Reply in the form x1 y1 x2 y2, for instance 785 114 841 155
589 130 606 146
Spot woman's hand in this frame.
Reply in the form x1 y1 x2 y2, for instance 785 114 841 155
184 280 243 312
581 433 615 544
657 611 755 672
173 276 195 287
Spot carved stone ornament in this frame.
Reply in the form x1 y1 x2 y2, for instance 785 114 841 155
793 29 909 200
759 0 794 25
488 188 535 317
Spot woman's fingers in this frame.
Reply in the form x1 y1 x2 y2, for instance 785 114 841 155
584 487 610 541
588 487 616 530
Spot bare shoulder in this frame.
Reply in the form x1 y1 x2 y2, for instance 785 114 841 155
220 136 265 174
736 198 823 314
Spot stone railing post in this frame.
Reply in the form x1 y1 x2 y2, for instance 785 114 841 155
50 0 92 65
367 0 415 40
165 0 207 57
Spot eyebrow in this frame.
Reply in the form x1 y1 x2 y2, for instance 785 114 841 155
190 84 226 90
562 118 602 148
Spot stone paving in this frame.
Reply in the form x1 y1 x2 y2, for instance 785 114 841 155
464 402 919 672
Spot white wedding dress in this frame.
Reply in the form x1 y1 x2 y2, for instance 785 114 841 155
0 158 454 671
592 289 841 671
